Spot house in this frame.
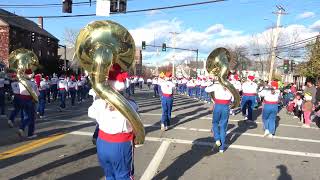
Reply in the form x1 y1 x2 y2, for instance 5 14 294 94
0 8 59 75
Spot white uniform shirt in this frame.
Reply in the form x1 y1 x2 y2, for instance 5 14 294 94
125 78 131 88
182 78 188 84
263 90 280 103
231 80 242 91
195 80 201 86
186 80 195 87
147 79 152 83
88 99 138 134
39 80 47 91
138 78 144 83
68 81 78 90
152 78 158 85
242 81 258 94
11 81 20 94
19 80 39 96
205 83 233 101
51 77 58 85
58 79 68 91
160 80 175 95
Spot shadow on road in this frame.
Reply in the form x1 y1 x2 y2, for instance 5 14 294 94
10 147 97 180
0 145 65 169
152 137 215 180
276 165 292 180
56 166 104 180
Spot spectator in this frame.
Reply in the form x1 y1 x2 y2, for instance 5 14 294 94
303 79 317 105
315 80 320 105
302 93 314 128
293 94 303 120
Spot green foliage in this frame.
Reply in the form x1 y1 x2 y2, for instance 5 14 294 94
298 36 320 78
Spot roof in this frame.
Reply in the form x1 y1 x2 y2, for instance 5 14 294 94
0 8 58 41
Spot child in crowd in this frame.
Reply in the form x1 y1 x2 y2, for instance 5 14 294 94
302 93 314 128
293 93 303 120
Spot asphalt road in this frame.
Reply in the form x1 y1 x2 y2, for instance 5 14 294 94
0 87 319 180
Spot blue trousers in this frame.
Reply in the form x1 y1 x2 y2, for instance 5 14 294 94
9 95 24 123
161 96 173 127
125 87 131 97
77 86 83 102
241 96 256 120
51 84 58 101
69 89 76 106
158 85 162 97
0 88 5 115
130 84 135 95
200 87 206 100
212 104 230 151
153 84 159 97
187 87 194 97
195 86 200 98
59 90 66 108
37 90 46 116
96 138 134 180
262 104 278 134
20 98 35 136
46 88 51 103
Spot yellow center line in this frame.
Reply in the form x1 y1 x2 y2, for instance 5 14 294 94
0 133 66 160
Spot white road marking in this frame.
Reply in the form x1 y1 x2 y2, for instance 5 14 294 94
140 113 319 130
70 131 320 158
140 141 171 180
66 122 320 144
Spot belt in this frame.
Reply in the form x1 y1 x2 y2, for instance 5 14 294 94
214 99 231 104
59 88 66 90
19 95 33 100
200 86 207 88
162 93 173 97
243 93 256 96
98 130 133 143
264 100 278 104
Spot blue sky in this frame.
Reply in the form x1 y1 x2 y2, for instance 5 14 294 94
1 0 320 64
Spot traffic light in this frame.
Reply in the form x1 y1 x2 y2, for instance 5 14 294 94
283 59 289 74
142 41 146 50
31 32 35 43
62 0 72 13
119 0 127 13
162 43 166 51
291 60 295 72
110 0 118 12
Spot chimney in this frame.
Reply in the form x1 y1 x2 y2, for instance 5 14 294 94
38 17 43 29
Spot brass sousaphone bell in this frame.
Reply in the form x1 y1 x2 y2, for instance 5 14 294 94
75 20 145 145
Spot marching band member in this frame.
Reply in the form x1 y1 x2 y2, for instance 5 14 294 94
147 78 152 90
241 75 258 121
205 81 234 153
58 75 68 111
160 72 175 131
68 75 78 106
200 77 207 101
152 77 159 97
77 75 83 103
130 76 135 95
138 76 144 89
37 76 48 119
195 77 201 99
45 76 51 104
261 83 280 138
186 78 195 97
18 69 39 138
8 73 23 128
88 64 138 179
50 73 59 101
181 77 188 95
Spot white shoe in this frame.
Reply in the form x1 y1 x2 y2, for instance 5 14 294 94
264 130 270 137
219 150 224 153
39 116 44 119
243 116 248 120
8 120 14 128
215 140 221 147
27 134 38 139
267 134 274 138
302 124 311 128
161 124 165 131
165 126 168 131
18 129 25 138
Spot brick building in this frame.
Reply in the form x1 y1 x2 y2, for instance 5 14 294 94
0 9 59 75
134 48 142 76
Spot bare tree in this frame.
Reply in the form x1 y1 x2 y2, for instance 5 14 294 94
64 28 79 47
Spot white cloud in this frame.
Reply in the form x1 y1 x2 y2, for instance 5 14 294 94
145 10 164 16
129 19 320 64
297 11 315 19
309 20 320 30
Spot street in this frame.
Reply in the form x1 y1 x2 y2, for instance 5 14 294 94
0 87 319 180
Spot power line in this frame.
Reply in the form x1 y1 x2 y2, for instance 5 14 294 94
0 0 227 18
0 1 96 7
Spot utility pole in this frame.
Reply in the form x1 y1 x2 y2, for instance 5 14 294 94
169 32 179 77
268 5 287 82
